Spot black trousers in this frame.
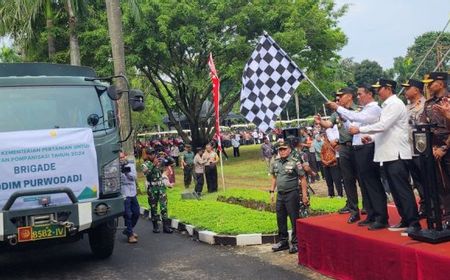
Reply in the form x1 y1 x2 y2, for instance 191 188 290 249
437 152 450 216
354 144 388 223
194 173 204 194
233 147 240 157
183 165 193 188
338 145 359 214
384 159 419 227
316 160 325 179
324 164 343 197
276 189 300 244
205 165 218 192
407 156 425 211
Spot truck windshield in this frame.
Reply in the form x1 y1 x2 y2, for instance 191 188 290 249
0 86 113 133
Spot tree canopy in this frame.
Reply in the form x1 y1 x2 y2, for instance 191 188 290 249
124 0 347 146
1 0 350 147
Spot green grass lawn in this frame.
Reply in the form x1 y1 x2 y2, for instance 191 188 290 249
136 144 345 234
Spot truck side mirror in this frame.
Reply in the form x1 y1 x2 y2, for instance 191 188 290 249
107 85 122 100
129 89 145 112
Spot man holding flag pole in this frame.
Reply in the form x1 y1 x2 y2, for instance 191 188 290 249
208 53 226 191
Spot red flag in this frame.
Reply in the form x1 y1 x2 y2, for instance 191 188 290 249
208 53 221 151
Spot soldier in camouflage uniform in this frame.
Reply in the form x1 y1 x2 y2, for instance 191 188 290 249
142 147 173 234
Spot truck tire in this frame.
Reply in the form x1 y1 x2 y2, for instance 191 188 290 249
88 219 116 259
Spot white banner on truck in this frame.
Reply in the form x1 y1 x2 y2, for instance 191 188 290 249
0 128 99 210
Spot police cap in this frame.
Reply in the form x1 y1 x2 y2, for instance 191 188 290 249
422 72 448 84
372 79 397 91
401 79 424 91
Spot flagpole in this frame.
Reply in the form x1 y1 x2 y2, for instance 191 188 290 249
302 73 329 102
218 141 226 192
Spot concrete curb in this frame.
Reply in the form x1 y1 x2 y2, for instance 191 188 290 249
139 207 282 246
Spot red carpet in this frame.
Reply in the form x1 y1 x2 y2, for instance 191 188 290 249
297 205 450 280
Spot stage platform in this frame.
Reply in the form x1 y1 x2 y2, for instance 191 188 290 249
297 205 450 280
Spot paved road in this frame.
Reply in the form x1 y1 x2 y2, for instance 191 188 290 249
0 218 309 280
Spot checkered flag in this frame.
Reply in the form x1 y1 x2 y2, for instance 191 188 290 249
240 34 304 132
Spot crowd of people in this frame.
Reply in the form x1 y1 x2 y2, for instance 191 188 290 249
268 71 449 253
312 72 450 233
122 71 449 246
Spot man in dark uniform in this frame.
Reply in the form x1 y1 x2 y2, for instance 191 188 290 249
315 88 361 223
420 72 450 223
270 142 309 254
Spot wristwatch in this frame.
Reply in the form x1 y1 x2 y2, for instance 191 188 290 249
269 190 274 193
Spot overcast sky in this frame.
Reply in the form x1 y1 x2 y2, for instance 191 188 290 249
335 0 450 69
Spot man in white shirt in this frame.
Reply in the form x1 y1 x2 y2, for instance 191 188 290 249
231 135 241 157
349 79 420 234
328 84 388 230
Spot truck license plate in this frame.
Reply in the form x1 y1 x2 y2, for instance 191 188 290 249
17 225 66 242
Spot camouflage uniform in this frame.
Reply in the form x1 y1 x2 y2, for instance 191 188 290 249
142 160 168 221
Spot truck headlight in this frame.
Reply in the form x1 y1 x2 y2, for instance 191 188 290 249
102 158 121 194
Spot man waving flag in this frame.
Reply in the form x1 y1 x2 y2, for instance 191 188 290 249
240 33 305 132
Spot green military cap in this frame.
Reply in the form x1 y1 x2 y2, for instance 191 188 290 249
336 87 355 97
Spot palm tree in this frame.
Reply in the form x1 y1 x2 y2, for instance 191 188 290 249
0 0 85 64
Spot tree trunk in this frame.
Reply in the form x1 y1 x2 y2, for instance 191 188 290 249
66 0 81 66
45 0 55 59
46 19 55 59
105 0 133 155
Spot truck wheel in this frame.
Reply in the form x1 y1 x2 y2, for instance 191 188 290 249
88 219 116 259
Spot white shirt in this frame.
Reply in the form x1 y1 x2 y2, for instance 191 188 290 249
337 101 382 145
120 161 137 197
359 95 412 163
231 138 240 148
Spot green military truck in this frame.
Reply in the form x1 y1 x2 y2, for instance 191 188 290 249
0 63 144 258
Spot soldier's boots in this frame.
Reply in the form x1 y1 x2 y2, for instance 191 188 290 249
163 219 173 234
152 220 160 233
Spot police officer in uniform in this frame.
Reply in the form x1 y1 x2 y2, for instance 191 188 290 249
142 147 173 234
402 79 427 217
270 142 309 254
420 72 450 223
315 88 361 223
